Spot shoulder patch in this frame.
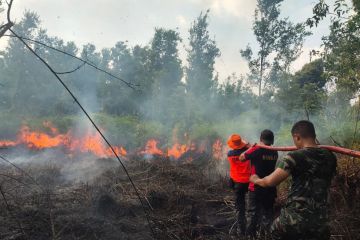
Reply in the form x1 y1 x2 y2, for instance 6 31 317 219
277 154 296 173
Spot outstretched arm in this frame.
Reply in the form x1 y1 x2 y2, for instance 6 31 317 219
250 168 289 187
239 153 246 162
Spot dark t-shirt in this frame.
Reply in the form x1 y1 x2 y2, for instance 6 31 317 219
244 145 278 194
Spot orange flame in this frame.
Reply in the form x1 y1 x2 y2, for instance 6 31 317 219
167 143 187 159
0 122 226 161
141 139 163 156
19 125 65 149
0 122 127 158
0 140 17 147
212 139 224 160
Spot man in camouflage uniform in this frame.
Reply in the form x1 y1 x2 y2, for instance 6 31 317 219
250 120 337 240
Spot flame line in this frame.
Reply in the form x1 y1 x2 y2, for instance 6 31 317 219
10 29 155 238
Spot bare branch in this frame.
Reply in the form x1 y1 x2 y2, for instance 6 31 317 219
6 0 13 23
330 136 344 147
0 0 13 38
0 155 42 189
3 34 139 89
55 61 86 75
0 173 34 188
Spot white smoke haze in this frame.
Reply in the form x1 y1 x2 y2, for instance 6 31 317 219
0 146 120 183
0 0 356 185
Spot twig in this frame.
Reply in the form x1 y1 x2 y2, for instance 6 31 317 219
0 173 35 188
144 196 154 211
0 185 26 237
0 0 13 38
305 107 310 121
6 0 13 23
228 219 237 235
330 136 344 147
10 28 155 238
55 61 86 75
0 155 42 190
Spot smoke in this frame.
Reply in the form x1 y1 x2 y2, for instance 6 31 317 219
1 147 120 183
0 9 356 184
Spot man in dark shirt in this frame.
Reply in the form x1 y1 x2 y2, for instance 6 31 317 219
250 120 337 240
240 129 278 237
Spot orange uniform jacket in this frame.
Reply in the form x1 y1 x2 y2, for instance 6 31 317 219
227 148 251 183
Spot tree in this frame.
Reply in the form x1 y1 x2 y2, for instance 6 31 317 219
150 28 183 94
276 59 326 115
217 74 255 116
186 10 220 98
324 2 360 100
307 0 359 101
98 41 137 115
240 0 310 97
147 28 185 123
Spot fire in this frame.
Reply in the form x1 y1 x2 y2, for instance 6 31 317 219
212 139 224 160
0 122 127 158
67 131 127 157
141 139 163 156
0 121 226 161
19 125 65 149
167 143 187 159
0 140 17 147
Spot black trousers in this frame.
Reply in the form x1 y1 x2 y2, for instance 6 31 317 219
247 189 275 236
232 181 249 234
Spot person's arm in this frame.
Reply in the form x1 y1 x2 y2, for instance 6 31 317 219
250 168 289 187
240 144 256 162
250 154 295 187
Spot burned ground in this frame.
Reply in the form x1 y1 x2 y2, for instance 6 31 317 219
0 155 359 240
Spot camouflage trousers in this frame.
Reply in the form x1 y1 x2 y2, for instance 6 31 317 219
270 206 331 240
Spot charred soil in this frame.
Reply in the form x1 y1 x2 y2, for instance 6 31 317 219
0 156 359 240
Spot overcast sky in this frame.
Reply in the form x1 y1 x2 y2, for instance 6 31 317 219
1 0 334 80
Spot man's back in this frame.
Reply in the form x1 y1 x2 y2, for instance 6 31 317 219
274 147 337 239
280 147 337 209
228 148 250 183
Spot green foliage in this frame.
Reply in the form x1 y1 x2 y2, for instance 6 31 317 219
308 0 360 100
186 10 220 97
190 121 218 140
276 59 326 115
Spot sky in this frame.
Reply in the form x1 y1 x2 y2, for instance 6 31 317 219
0 0 334 81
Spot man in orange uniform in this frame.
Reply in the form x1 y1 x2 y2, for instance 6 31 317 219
227 134 251 235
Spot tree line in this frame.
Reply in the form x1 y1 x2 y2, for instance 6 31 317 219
0 0 358 146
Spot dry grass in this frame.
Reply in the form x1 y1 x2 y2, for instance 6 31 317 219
0 155 359 239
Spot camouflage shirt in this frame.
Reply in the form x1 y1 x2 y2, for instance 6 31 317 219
277 147 337 218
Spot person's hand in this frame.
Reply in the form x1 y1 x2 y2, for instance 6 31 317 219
249 174 260 184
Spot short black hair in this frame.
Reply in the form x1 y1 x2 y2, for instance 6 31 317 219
291 120 316 139
260 129 274 146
